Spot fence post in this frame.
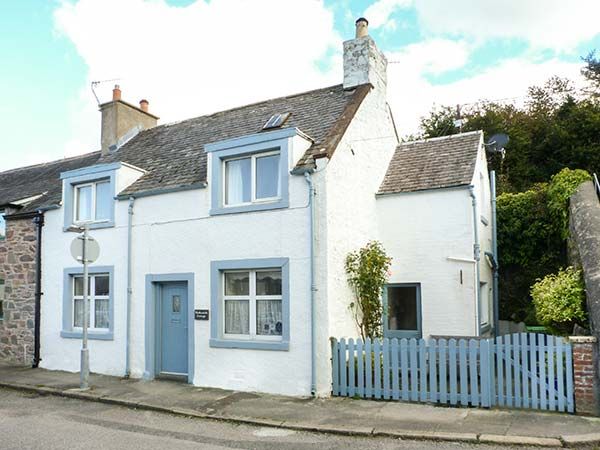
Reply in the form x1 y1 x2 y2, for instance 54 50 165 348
569 336 599 416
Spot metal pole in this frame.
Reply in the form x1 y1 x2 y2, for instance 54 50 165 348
80 224 90 389
32 212 44 368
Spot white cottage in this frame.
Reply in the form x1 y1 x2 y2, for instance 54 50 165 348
0 18 494 396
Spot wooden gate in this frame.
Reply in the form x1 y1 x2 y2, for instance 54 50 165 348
331 333 574 413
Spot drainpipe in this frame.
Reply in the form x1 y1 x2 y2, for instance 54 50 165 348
469 186 481 336
32 212 44 368
304 171 317 396
491 171 499 335
125 196 135 377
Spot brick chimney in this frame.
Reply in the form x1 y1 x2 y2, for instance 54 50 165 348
343 17 387 92
99 85 159 155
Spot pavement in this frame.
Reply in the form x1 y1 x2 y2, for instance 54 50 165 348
1 363 599 448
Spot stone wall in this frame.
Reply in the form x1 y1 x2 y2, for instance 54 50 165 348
0 216 37 364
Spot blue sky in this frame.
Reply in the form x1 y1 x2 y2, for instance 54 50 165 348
1 0 599 171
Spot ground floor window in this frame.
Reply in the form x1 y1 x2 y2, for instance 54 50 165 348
383 283 422 339
61 266 114 340
72 274 110 330
210 258 289 351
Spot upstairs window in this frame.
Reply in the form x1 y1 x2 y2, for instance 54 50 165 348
74 180 111 224
224 151 280 207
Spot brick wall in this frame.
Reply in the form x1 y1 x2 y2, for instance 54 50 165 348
571 336 599 415
0 216 37 364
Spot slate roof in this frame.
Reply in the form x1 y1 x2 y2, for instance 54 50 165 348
0 151 101 215
100 83 370 196
0 83 370 213
378 131 482 194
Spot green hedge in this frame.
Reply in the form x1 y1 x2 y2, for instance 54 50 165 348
497 168 590 324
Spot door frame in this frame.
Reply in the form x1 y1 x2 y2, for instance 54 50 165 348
144 273 195 383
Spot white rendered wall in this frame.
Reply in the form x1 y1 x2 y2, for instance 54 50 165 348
313 85 398 395
376 187 478 338
40 139 314 396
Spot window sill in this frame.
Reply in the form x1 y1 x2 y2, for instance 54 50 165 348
209 199 289 216
63 221 115 232
61 330 114 341
209 338 289 351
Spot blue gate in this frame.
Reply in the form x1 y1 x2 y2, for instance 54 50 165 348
331 333 574 413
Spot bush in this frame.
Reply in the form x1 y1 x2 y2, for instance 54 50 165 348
547 168 592 239
531 267 587 335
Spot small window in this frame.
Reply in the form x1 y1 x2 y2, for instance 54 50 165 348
0 209 5 240
74 179 111 224
72 274 110 330
0 277 5 319
222 269 282 340
384 284 422 339
480 282 491 327
223 151 280 207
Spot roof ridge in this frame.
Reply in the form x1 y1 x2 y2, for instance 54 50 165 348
399 130 482 147
0 150 101 176
156 83 346 130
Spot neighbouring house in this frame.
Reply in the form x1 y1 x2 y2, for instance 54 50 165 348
0 18 494 396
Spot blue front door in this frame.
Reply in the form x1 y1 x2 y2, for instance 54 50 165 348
159 282 188 376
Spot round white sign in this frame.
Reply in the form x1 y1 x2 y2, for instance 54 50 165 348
70 236 100 264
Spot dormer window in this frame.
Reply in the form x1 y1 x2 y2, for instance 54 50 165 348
206 128 304 216
74 179 111 223
224 151 280 206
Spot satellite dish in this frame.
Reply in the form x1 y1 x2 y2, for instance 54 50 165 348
485 133 509 153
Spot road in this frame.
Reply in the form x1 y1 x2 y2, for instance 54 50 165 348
0 388 557 449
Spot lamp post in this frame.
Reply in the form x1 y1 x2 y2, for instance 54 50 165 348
69 223 100 390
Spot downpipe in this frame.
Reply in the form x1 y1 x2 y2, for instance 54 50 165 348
32 212 44 368
125 196 135 377
491 171 500 335
304 171 317 396
469 186 481 336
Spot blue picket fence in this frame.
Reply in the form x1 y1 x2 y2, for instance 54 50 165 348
331 333 574 413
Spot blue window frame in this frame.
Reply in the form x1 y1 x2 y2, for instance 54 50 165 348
61 163 120 230
205 128 302 216
383 283 422 339
210 258 290 351
61 266 114 340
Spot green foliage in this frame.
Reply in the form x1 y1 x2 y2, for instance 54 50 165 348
547 168 592 239
345 241 392 340
418 76 600 193
496 169 590 324
531 267 587 335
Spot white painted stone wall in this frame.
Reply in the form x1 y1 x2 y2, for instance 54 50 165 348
40 140 315 396
312 85 398 395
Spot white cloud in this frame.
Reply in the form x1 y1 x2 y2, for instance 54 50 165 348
413 0 600 51
53 0 341 157
387 39 470 75
386 54 584 136
364 0 412 29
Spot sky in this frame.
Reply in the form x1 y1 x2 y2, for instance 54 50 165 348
1 0 599 171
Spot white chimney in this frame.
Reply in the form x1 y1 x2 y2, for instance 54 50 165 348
343 17 387 92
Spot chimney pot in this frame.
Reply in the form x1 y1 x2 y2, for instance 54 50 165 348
355 17 368 38
112 84 122 101
139 99 149 112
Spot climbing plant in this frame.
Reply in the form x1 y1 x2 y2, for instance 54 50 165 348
345 241 392 340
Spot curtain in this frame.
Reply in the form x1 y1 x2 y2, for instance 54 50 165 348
225 300 249 334
73 299 90 328
225 158 251 205
95 299 110 329
257 300 282 336
76 185 92 221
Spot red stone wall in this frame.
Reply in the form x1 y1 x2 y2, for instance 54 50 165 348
571 336 599 416
0 217 37 364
